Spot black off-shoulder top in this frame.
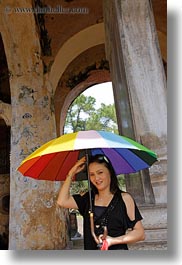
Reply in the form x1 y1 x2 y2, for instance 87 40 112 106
73 189 143 250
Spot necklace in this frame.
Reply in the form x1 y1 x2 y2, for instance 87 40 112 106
96 193 113 205
97 193 113 199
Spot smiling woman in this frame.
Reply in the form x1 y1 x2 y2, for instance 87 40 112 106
57 153 145 250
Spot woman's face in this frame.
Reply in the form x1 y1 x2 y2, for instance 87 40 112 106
88 162 111 192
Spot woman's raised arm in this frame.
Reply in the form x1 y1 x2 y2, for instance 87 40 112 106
57 156 86 209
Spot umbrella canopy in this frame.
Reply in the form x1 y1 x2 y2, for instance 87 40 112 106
18 130 157 181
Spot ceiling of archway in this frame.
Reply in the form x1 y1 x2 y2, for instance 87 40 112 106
41 0 166 60
0 0 166 124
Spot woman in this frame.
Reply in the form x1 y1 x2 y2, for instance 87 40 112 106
57 154 145 250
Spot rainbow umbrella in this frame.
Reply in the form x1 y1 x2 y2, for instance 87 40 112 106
18 130 157 248
18 130 157 181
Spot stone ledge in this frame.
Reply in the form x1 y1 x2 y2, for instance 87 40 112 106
139 203 167 210
144 228 167 242
139 204 167 229
129 240 167 250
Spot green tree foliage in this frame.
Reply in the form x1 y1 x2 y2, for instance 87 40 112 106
70 180 88 195
86 103 118 133
64 94 96 133
64 94 118 134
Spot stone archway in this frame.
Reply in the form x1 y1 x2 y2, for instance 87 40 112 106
49 23 105 93
59 70 111 134
53 42 110 136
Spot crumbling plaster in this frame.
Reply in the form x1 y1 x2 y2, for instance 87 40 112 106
0 0 68 249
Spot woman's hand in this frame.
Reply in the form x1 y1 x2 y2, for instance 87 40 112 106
68 156 86 177
98 234 113 249
57 156 86 209
98 220 145 249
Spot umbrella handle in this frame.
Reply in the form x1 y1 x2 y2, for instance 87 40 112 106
85 152 93 213
89 212 108 250
89 212 99 245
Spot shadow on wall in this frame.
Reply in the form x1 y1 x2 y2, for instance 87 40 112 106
0 193 10 250
0 232 8 249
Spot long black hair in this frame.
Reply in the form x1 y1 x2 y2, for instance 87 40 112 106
88 154 120 194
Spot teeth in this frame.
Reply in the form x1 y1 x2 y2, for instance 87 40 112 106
96 181 102 185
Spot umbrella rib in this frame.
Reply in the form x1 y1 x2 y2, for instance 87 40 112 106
94 136 146 173
108 148 146 173
35 153 59 180
119 149 137 173
20 153 55 180
54 152 74 181
36 151 72 181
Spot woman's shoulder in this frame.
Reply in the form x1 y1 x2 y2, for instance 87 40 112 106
120 191 135 220
120 191 135 205
114 190 134 204
121 191 133 198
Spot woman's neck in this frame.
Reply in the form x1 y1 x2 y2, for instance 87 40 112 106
98 189 112 198
95 189 113 206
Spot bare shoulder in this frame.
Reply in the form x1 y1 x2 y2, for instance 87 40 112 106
121 191 134 204
121 192 135 220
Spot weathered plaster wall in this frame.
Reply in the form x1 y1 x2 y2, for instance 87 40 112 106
0 0 69 249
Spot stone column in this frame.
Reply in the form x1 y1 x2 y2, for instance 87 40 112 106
103 0 167 204
0 0 69 249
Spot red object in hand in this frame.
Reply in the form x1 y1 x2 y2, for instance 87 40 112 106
101 239 108 250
